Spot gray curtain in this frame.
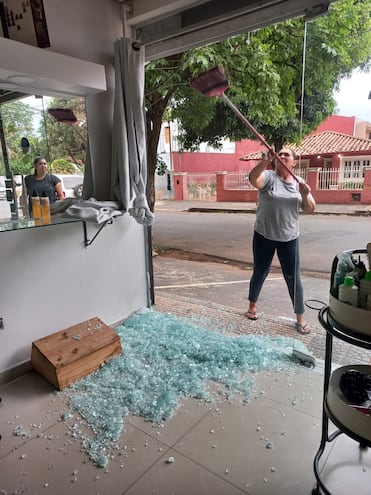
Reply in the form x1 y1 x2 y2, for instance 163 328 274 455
111 38 154 226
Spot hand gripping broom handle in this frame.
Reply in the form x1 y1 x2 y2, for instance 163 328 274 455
219 93 299 182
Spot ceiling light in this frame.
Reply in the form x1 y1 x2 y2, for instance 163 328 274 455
6 74 37 85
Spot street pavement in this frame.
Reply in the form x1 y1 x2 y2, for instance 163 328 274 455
152 200 371 367
153 205 370 273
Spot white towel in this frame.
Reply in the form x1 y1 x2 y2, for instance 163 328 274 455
129 193 155 227
64 198 124 224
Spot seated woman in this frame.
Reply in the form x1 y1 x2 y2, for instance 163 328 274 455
24 156 64 215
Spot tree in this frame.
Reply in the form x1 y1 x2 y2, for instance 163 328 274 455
0 100 36 175
145 0 371 209
43 96 87 167
0 95 87 176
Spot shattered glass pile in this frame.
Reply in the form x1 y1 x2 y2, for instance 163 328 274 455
60 309 311 467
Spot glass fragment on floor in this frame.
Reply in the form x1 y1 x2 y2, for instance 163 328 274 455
59 308 311 467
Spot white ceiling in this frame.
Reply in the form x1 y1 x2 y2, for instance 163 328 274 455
0 0 334 102
0 37 107 103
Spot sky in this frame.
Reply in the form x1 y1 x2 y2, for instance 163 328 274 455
333 70 371 121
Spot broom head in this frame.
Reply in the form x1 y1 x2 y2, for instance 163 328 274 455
190 66 230 97
48 108 77 125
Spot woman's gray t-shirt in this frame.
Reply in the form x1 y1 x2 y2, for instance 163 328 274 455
25 174 61 204
254 170 303 242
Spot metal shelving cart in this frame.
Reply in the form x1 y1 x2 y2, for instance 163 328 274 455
313 249 371 495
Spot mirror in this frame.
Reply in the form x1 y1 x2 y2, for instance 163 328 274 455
0 93 87 228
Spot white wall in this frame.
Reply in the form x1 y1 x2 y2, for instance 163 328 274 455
44 0 123 63
0 0 151 377
0 217 148 375
43 0 124 200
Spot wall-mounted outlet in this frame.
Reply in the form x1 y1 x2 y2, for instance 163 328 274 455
0 318 4 330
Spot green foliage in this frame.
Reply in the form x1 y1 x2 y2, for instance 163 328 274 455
10 153 34 175
143 0 371 209
343 181 361 190
44 97 87 164
0 100 36 173
50 158 82 174
153 243 171 253
0 96 88 178
156 155 168 176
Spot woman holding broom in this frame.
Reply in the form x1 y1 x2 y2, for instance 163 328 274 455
246 147 316 334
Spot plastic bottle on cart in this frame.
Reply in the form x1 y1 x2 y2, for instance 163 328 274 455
359 271 371 309
338 276 359 307
332 252 355 296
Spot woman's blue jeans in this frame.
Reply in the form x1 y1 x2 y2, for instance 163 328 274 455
248 231 305 315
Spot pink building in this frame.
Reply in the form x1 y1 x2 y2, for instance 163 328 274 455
314 115 371 140
170 115 371 174
171 140 261 174
171 115 371 205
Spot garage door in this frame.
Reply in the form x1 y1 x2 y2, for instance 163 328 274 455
126 0 333 59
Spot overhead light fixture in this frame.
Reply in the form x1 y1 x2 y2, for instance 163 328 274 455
6 74 37 85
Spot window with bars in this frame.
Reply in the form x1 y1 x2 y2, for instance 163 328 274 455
342 157 370 180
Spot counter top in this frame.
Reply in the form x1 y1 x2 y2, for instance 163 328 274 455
0 216 81 232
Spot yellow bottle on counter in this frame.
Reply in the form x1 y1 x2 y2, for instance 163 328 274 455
40 190 51 224
31 190 42 221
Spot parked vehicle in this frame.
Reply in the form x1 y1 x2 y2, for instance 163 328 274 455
57 175 84 198
0 177 6 200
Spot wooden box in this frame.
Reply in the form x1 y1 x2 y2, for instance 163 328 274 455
31 317 123 390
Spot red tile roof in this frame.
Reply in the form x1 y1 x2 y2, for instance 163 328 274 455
240 131 371 160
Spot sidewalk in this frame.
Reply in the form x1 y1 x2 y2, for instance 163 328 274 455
153 198 371 366
156 199 371 216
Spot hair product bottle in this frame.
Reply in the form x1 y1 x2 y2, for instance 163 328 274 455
40 190 51 224
338 275 359 307
359 271 371 309
31 190 42 223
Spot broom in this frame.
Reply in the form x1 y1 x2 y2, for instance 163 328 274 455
48 108 87 144
189 67 299 183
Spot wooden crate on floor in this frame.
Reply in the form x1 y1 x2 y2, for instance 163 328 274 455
31 317 123 390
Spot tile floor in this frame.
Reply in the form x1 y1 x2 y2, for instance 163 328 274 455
1 361 370 494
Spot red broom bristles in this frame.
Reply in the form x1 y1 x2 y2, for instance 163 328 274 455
190 67 230 97
48 108 77 125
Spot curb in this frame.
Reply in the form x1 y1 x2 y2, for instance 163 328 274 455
187 207 371 216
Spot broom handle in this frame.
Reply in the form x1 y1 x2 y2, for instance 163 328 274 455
220 94 299 183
